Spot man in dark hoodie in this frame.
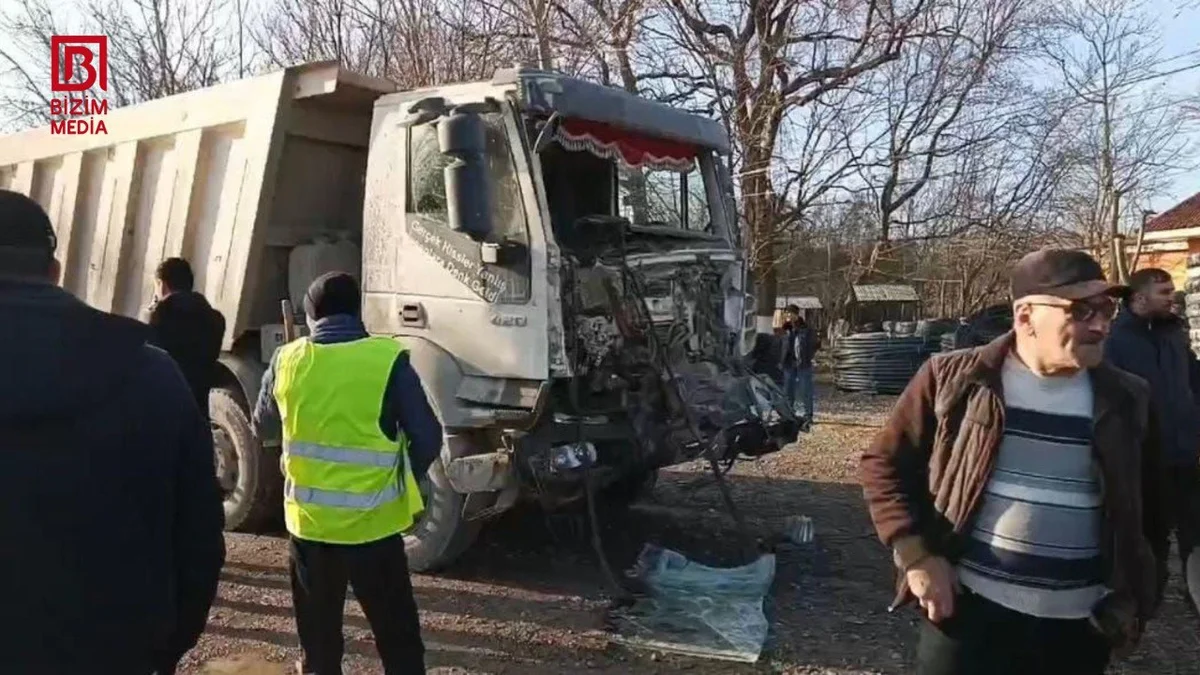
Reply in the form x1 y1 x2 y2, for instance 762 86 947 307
147 257 226 415
779 304 820 425
1105 267 1200 605
0 189 225 674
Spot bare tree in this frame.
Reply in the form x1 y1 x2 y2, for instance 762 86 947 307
777 91 1073 326
921 104 1076 310
253 0 526 88
444 0 696 93
0 0 244 127
776 85 883 243
548 0 701 99
101 0 244 102
1040 0 1196 282
473 0 565 70
0 0 60 127
859 0 1029 248
661 0 929 325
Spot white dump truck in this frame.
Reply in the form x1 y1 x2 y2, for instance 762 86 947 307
0 62 800 570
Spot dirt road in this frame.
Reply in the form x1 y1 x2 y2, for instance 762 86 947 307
181 386 1200 674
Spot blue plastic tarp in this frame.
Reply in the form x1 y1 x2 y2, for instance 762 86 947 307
608 544 776 663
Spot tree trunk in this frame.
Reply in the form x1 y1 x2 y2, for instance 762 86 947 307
1129 225 1147 274
754 264 778 333
740 146 779 332
1109 192 1128 283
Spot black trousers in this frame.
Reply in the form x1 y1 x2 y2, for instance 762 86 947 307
916 590 1110 675
1165 464 1200 582
289 533 425 675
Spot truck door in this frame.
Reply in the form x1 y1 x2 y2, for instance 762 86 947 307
371 105 548 383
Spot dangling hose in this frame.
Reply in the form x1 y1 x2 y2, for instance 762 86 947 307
617 255 753 557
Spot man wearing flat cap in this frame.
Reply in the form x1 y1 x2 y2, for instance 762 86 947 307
860 249 1168 674
253 271 443 675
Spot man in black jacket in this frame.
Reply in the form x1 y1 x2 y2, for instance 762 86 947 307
148 257 226 415
779 304 820 426
0 190 225 674
1105 267 1200 603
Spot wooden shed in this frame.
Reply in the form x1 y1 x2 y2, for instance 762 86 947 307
849 284 921 329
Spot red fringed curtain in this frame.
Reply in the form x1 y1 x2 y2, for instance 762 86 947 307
554 118 697 172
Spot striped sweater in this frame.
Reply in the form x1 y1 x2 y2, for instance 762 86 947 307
956 355 1109 619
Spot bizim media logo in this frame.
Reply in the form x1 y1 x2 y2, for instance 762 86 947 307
50 35 109 135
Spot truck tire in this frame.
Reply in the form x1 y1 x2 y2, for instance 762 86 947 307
210 386 283 532
403 434 484 573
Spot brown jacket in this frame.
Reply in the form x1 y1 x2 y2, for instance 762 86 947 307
860 333 1169 646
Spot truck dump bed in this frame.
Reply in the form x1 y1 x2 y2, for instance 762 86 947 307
0 62 394 350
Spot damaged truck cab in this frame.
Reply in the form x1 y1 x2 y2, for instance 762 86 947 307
0 62 799 574
363 69 800 570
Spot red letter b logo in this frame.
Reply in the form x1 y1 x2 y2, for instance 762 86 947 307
51 36 108 93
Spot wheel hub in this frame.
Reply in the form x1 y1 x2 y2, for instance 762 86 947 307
211 423 239 496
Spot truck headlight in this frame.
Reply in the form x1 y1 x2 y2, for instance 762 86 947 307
548 442 597 473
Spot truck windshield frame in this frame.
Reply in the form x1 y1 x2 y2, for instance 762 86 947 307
616 162 713 233
524 115 724 242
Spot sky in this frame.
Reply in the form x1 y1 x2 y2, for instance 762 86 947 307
1142 0 1200 211
4 0 1200 212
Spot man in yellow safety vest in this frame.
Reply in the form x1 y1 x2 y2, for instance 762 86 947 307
252 272 443 675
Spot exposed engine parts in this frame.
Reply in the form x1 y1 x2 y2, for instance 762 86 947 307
516 216 799 497
506 217 800 596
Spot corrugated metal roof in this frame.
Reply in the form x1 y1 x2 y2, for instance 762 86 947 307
775 295 823 310
1145 191 1200 232
852 284 919 302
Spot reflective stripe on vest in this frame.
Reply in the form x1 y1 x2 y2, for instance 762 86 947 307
285 478 402 509
286 440 401 469
273 335 425 545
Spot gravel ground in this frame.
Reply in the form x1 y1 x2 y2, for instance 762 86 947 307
181 383 1200 674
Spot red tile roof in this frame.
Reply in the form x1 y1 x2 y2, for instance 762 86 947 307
1146 191 1200 232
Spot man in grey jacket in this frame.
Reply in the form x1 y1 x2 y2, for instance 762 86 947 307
1105 267 1200 605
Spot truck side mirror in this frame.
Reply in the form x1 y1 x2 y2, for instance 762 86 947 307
438 110 494 242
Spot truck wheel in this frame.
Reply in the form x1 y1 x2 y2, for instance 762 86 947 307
403 434 484 572
210 386 283 532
